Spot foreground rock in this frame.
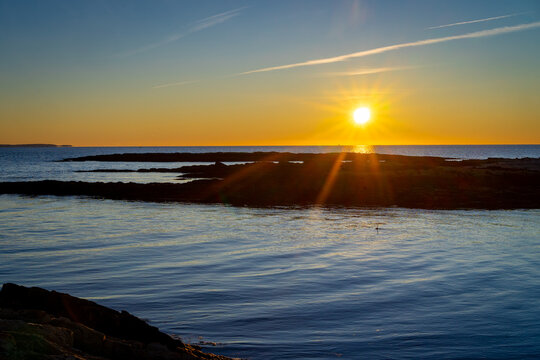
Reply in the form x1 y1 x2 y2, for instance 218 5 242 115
0 283 234 360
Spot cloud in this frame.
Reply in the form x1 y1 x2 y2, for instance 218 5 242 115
238 21 540 75
189 7 245 33
118 7 244 57
427 13 526 30
152 80 199 89
327 66 415 77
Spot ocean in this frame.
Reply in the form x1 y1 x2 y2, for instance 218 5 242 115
1 145 539 359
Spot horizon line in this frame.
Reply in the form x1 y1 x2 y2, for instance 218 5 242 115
8 144 538 148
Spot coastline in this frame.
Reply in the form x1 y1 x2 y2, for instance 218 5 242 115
2 152 539 209
0 144 72 147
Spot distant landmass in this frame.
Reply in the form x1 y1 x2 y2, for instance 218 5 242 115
0 144 72 147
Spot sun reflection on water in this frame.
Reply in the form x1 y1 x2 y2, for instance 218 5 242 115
349 145 375 153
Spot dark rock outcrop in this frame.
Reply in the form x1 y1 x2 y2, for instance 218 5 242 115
0 283 234 360
59 151 445 164
2 153 540 209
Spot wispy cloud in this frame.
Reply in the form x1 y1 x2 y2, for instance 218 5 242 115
238 21 540 75
427 13 525 30
327 66 415 77
189 7 245 32
118 7 245 57
152 80 199 89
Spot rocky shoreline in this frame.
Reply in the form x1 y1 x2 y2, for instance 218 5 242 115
0 283 234 360
1 152 539 209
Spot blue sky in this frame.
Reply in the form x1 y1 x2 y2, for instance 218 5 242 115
1 0 539 145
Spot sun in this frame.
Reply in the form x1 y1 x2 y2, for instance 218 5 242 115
353 107 371 125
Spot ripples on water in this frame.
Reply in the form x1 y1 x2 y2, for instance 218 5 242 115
1 195 539 359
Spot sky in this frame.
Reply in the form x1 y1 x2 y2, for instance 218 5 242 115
0 0 539 146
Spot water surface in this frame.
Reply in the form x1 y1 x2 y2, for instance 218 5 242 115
1 145 539 359
1 195 539 359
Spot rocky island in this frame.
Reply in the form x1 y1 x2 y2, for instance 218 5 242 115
0 283 234 359
1 152 539 209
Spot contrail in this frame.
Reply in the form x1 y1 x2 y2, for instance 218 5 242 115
188 7 246 33
238 21 540 75
427 13 525 30
328 66 415 77
118 7 245 57
152 80 199 89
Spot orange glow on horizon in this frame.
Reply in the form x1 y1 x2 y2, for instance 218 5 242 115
1 64 538 146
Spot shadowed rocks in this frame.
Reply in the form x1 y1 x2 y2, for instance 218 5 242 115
0 283 234 360
2 153 540 209
60 151 448 164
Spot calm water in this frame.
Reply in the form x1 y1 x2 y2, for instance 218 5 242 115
1 146 539 359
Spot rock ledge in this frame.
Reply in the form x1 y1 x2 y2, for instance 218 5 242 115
0 283 234 360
